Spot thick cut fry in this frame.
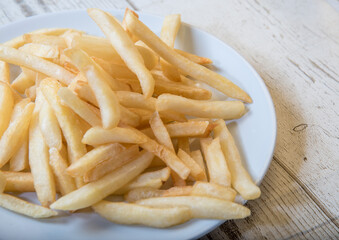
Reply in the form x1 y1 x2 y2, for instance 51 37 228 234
150 112 174 152
162 186 193 197
39 101 62 150
177 137 190 154
124 187 163 202
125 11 252 103
49 148 76 196
0 193 57 218
174 49 212 65
214 119 261 200
29 97 56 207
93 201 191 228
11 70 36 94
0 82 14 138
0 61 10 83
50 151 153 211
58 87 101 126
191 182 236 202
9 129 29 171
166 121 210 138
2 171 35 192
200 137 231 187
0 171 5 193
19 43 60 59
157 94 245 119
67 143 125 177
0 46 75 85
40 79 87 187
0 102 34 168
64 48 121 128
137 196 250 219
190 150 207 182
88 8 155 98
116 91 156 111
178 149 205 181
23 34 67 48
84 145 139 183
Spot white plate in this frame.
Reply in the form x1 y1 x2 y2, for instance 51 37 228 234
0 9 276 240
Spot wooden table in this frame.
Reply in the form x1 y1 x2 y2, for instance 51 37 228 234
1 0 338 239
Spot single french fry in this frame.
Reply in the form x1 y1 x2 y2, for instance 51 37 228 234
92 57 136 79
214 119 261 200
137 196 250 219
174 49 212 65
166 121 210 138
157 94 245 119
0 45 75 85
3 171 35 192
190 150 207 182
39 101 62 150
58 87 101 127
122 8 139 43
19 43 60 59
84 145 139 183
11 69 36 94
0 171 5 193
116 91 156 111
150 112 175 152
25 85 36 101
191 181 236 202
64 48 121 128
88 8 155 98
49 148 76 196
9 128 29 172
0 61 10 83
23 34 67 48
67 143 125 177
73 80 98 106
125 11 252 103
0 101 34 168
40 79 87 187
50 150 154 211
178 149 205 181
125 187 163 202
82 126 148 146
162 186 193 197
93 201 191 228
200 137 231 187
0 82 14 138
0 193 57 218
136 45 159 70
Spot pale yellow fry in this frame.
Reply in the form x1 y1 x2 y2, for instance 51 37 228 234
116 91 156 111
65 48 121 128
84 145 139 183
67 143 125 177
125 11 252 102
125 187 163 202
137 196 250 220
0 45 75 85
116 167 170 194
0 171 5 193
92 57 136 79
177 137 190 155
2 171 35 192
11 70 35 94
40 79 87 188
166 121 210 138
82 126 147 146
0 82 14 138
9 128 29 172
190 150 208 182
19 43 60 59
0 102 34 168
174 49 212 65
49 148 76 196
58 87 101 127
191 181 236 202
163 186 193 197
0 193 57 218
214 119 261 200
25 85 36 101
23 34 67 48
200 137 231 187
93 201 191 228
157 94 245 119
136 45 159 70
39 101 62 150
73 80 98 106
122 8 139 42
178 149 205 181
150 111 174 152
0 61 10 83
50 150 153 211
88 8 155 98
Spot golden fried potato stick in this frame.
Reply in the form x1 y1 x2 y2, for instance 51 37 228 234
19 43 60 59
0 171 5 193
124 10 252 102
88 8 155 98
178 149 206 181
214 119 261 200
2 171 35 192
0 61 10 83
174 49 212 65
0 45 75 85
23 34 67 48
93 201 191 228
0 82 14 138
190 150 208 182
9 128 29 172
11 68 36 94
191 181 236 202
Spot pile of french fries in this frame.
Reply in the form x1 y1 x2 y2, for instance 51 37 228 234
0 8 261 228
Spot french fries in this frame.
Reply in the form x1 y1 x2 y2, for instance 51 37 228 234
2 171 35 192
0 82 14 138
0 171 5 193
178 149 206 181
9 129 29 171
0 61 10 83
157 94 245 119
214 119 261 200
19 43 60 59
23 34 67 48
11 68 36 94
166 121 211 138
93 201 191 228
191 182 236 202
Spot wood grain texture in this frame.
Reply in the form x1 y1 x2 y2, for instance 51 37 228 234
0 0 338 239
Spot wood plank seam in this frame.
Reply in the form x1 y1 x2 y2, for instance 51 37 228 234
273 155 339 229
